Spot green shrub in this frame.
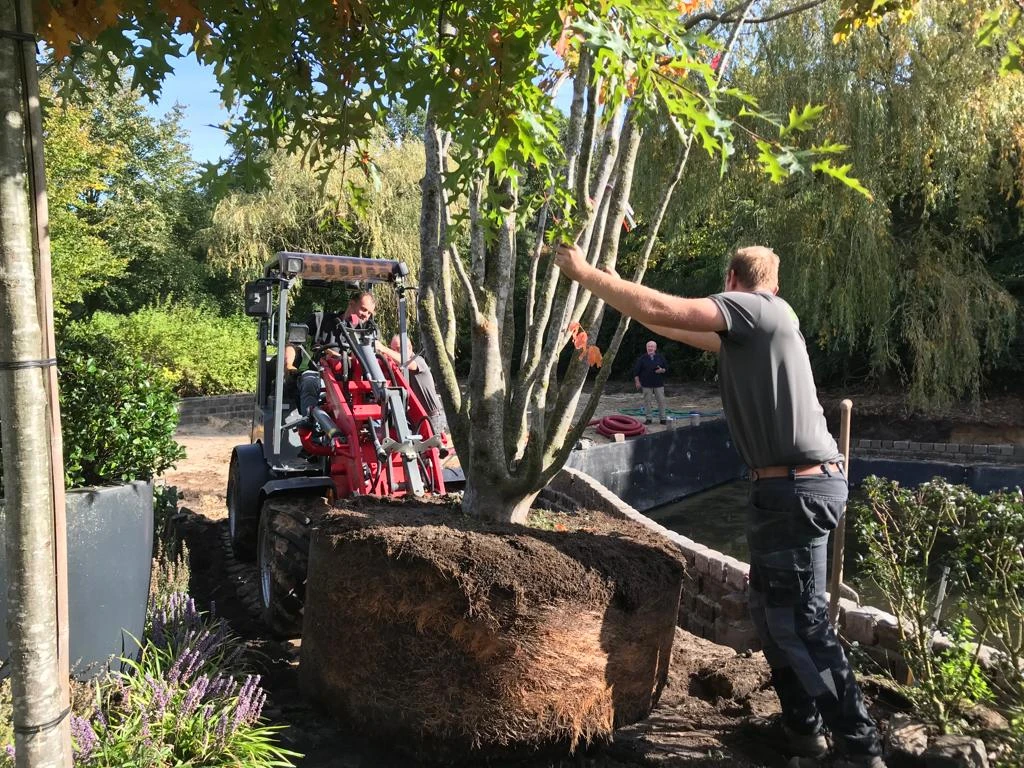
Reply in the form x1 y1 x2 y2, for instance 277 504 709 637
0 336 185 494
66 303 257 397
58 333 185 489
2 592 299 767
852 477 1024 738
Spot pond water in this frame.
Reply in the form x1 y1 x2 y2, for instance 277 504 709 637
647 478 1021 642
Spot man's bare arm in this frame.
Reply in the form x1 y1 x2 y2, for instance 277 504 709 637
644 323 721 353
375 341 420 370
554 245 727 333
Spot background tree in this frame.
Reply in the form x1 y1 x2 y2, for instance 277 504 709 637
42 77 126 318
204 135 425 332
42 68 234 317
629 0 1022 408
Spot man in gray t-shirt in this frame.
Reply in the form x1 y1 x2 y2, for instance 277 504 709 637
554 243 884 768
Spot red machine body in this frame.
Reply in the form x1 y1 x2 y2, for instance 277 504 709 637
294 352 447 498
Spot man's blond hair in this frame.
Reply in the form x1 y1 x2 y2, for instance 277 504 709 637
727 246 779 290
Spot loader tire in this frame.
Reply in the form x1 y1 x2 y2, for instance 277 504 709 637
257 496 315 638
227 445 270 562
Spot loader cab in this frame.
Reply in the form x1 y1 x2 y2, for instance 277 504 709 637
245 252 412 472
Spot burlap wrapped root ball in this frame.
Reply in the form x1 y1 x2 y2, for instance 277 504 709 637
299 501 685 760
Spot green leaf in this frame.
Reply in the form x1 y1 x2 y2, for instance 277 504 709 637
809 142 849 155
780 104 825 137
756 140 788 184
811 159 874 200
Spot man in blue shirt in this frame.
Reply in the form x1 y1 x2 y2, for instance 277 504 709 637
633 340 669 424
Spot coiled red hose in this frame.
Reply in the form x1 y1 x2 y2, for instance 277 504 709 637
589 414 646 437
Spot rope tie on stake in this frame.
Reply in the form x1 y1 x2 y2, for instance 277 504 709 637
0 27 36 42
0 357 57 371
13 705 71 735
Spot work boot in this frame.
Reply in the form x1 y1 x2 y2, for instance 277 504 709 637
644 418 652 425
745 715 829 759
660 419 668 424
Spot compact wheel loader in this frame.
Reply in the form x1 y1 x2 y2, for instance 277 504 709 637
226 252 462 635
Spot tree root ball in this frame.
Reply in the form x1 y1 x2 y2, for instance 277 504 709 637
299 498 685 760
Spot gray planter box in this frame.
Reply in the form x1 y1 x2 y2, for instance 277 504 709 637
0 480 154 678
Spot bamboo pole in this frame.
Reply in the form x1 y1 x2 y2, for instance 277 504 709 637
15 0 71 725
828 398 853 626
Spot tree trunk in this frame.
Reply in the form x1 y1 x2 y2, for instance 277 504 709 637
0 1 71 763
461 475 539 526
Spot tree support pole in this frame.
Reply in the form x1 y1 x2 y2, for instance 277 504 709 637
828 398 853 627
15 0 70 719
0 0 72 763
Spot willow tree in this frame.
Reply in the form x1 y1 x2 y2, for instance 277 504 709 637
39 0 872 520
204 139 425 333
632 0 1023 409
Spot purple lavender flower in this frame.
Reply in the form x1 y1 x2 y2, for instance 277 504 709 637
70 715 98 761
180 674 211 718
146 674 172 717
4 744 15 759
151 592 205 651
215 710 230 745
206 673 237 701
232 675 262 730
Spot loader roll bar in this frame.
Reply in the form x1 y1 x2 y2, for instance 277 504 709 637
266 252 409 283
262 252 409 456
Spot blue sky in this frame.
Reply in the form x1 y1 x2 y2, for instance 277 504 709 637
146 53 575 166
144 56 231 165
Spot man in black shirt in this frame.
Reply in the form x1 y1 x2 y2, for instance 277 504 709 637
633 340 669 424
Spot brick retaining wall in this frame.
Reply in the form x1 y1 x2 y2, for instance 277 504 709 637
539 467 989 669
855 437 1024 463
176 394 253 428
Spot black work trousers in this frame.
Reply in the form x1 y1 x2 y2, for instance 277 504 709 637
746 471 882 758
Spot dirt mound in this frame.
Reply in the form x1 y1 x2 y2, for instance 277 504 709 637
299 497 685 761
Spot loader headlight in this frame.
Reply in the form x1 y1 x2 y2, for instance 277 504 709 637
285 255 304 276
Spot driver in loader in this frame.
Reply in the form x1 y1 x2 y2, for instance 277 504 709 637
285 291 377 373
293 290 384 418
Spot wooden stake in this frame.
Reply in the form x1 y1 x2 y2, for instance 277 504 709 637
828 399 853 627
0 1 72 762
16 0 71 724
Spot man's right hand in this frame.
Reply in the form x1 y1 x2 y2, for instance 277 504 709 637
634 378 641 390
554 243 587 280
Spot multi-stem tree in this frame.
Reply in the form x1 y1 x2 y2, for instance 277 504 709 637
30 0 883 521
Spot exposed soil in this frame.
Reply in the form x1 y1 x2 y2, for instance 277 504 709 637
299 500 683 757
161 410 914 768
817 388 1024 446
